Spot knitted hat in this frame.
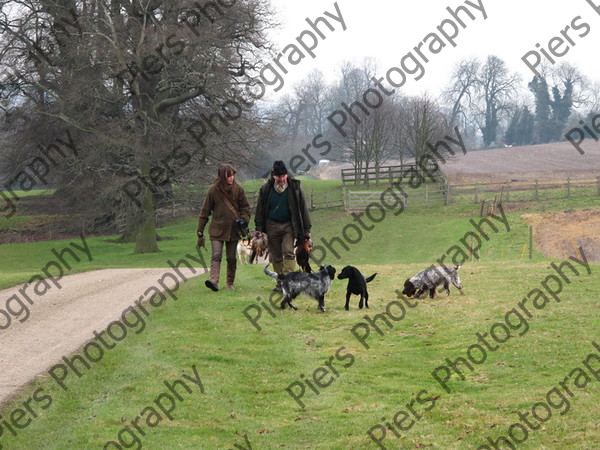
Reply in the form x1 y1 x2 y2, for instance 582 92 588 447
272 160 288 176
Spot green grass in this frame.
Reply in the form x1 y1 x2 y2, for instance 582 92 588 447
1 187 599 449
0 200 538 290
0 217 201 290
450 185 600 205
9 189 56 198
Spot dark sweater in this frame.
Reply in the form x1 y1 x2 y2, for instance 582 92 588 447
268 187 291 223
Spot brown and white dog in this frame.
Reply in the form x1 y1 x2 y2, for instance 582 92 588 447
237 239 253 265
249 231 269 263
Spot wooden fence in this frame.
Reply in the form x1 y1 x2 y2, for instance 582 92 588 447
178 176 600 219
341 163 440 185
449 177 600 203
245 189 344 212
308 189 344 210
345 182 448 210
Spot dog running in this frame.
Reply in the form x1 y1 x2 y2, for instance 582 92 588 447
402 263 464 299
263 264 336 312
337 265 377 310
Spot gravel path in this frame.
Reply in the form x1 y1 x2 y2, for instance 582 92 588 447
0 267 205 403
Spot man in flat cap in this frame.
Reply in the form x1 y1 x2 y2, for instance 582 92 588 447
255 160 312 291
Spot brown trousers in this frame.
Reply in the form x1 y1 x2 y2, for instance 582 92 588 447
209 240 237 286
266 220 296 275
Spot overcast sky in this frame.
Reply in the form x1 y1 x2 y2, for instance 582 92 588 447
265 0 600 100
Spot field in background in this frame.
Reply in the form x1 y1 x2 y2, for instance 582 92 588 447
438 140 600 184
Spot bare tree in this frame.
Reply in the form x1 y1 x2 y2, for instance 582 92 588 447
475 55 520 147
0 0 274 252
551 63 588 109
444 57 479 129
293 69 331 138
327 59 399 185
328 61 373 184
403 95 448 162
584 80 600 116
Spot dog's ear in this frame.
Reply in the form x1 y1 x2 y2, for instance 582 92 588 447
328 265 336 279
401 279 413 296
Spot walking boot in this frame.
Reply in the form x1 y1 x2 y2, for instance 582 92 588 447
272 261 283 292
226 264 236 290
205 259 220 292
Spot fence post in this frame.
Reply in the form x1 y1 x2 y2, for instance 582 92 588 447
597 176 600 197
529 225 533 260
567 178 571 198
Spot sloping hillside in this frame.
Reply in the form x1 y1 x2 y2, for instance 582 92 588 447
443 140 600 183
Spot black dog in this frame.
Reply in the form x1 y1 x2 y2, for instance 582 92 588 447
264 264 336 312
337 266 376 310
402 264 464 299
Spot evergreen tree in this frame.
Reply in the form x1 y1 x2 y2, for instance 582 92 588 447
551 82 573 141
528 77 553 143
505 106 534 146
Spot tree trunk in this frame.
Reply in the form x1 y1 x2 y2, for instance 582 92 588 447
134 186 160 253
133 133 160 254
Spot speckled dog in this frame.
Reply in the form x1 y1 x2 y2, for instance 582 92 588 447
402 263 464 299
264 264 336 312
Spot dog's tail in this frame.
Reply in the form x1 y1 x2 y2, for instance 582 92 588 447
263 264 284 280
366 273 377 283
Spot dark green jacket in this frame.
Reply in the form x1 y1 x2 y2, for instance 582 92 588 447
255 177 311 241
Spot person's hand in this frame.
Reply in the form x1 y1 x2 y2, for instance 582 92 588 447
197 232 206 249
304 232 312 240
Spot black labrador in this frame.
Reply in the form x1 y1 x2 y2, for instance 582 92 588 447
337 265 377 310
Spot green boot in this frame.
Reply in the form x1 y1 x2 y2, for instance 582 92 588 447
272 261 283 292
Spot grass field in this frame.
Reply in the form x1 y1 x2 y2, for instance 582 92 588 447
1 185 599 449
